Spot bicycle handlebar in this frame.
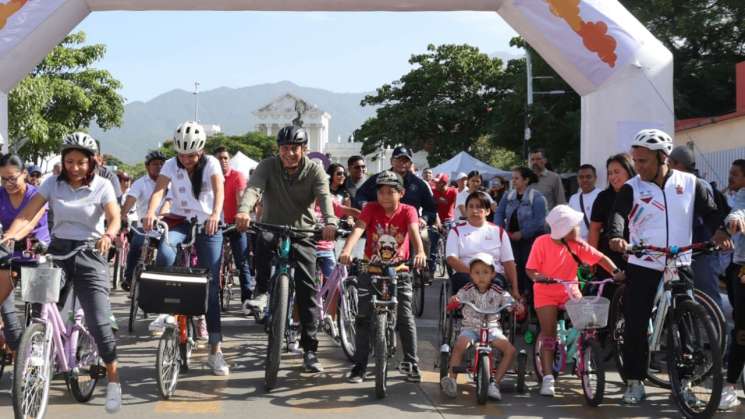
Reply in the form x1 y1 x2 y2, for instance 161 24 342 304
625 241 718 258
458 299 515 316
39 244 91 263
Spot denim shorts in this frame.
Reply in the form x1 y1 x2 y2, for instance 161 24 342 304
459 327 506 343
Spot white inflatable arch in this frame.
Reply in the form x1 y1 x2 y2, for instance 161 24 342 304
0 0 672 181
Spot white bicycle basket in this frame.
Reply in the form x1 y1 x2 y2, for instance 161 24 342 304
565 296 610 330
20 265 63 304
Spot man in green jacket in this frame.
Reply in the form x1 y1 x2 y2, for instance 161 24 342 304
235 126 337 373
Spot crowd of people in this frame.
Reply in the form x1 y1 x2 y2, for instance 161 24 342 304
0 122 743 414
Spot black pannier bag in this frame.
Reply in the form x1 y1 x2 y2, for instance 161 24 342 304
137 266 209 316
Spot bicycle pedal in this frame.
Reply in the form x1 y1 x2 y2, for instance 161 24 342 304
89 364 108 379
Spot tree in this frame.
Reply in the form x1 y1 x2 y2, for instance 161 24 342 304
153 131 276 163
8 31 124 162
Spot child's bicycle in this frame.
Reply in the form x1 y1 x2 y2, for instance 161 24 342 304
532 277 616 407
12 244 107 418
443 298 524 404
315 257 357 362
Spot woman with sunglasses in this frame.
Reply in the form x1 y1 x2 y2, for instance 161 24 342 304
315 163 358 278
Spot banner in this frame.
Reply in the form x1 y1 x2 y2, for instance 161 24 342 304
0 0 67 58
514 0 641 88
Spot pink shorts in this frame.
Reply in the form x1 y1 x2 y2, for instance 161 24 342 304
533 282 581 309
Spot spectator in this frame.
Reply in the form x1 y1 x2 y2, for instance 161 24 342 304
588 154 635 279
455 172 468 193
422 168 435 188
493 166 547 295
529 148 566 210
456 170 494 220
327 163 352 206
26 164 43 187
568 164 600 241
433 174 457 226
117 171 132 200
345 155 367 206
488 177 507 205
52 162 62 176
669 145 726 307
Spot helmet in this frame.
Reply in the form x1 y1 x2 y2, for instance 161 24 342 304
173 121 206 154
61 132 98 155
631 129 673 156
145 150 167 164
277 126 308 146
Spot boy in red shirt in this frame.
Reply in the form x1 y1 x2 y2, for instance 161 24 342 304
339 170 426 383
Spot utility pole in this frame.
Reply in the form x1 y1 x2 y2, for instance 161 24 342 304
523 49 567 162
193 81 200 122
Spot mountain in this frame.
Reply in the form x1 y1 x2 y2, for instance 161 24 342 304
91 81 376 163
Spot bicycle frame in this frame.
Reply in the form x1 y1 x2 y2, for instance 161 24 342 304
32 302 92 374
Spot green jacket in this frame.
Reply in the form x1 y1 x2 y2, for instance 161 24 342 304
238 155 337 230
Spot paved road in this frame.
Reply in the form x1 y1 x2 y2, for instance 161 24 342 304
1 278 743 418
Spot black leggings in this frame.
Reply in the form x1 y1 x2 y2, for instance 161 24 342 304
726 263 745 384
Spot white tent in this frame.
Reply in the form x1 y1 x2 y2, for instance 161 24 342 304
430 151 512 180
230 151 258 175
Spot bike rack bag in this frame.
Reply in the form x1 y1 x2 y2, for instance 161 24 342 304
137 266 209 316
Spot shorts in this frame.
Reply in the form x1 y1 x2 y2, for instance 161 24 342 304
533 282 581 309
459 327 506 343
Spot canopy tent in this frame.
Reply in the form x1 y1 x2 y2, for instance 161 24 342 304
430 151 512 180
230 151 258 175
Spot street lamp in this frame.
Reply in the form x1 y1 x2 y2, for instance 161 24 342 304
193 81 200 122
524 49 567 161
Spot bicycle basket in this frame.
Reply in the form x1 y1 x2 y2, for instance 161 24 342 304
137 265 209 316
20 265 63 304
565 296 610 330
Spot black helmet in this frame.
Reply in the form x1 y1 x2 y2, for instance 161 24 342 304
145 150 167 164
277 126 309 146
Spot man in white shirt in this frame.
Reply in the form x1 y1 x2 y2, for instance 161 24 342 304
568 164 600 241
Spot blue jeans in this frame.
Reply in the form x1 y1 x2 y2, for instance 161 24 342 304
692 253 723 308
225 230 253 301
428 227 440 274
124 231 145 283
316 250 336 279
156 224 224 345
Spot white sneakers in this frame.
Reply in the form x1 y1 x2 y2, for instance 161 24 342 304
540 375 555 397
105 382 122 414
246 293 269 311
719 385 741 411
488 381 501 401
207 351 230 376
440 376 457 398
622 380 646 405
148 314 172 336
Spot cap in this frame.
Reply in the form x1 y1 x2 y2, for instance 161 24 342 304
391 146 413 160
669 145 695 170
27 165 42 175
435 173 449 184
469 252 496 269
376 170 404 190
546 205 585 240
455 172 467 180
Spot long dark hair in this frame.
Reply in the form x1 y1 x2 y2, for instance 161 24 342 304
0 154 25 171
512 166 538 185
58 149 97 186
606 153 636 188
176 153 208 198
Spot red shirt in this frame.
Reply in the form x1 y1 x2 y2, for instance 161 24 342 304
359 202 419 264
223 169 247 224
433 187 458 222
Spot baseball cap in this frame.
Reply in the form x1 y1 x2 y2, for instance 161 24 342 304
455 172 467 181
469 252 496 269
376 170 404 190
27 164 42 175
391 146 413 160
435 173 449 184
546 205 584 240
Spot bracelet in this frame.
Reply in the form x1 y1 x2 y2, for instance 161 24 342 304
103 233 115 241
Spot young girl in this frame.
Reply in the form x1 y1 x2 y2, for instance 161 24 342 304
526 205 623 397
440 253 517 401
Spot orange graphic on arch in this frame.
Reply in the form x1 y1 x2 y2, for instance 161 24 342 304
0 0 29 31
545 0 618 68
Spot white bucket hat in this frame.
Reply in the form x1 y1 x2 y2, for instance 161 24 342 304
546 205 584 240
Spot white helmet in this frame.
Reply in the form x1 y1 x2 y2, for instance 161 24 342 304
173 121 206 154
631 129 674 156
61 132 98 154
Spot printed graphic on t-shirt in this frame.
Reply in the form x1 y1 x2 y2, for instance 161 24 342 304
371 224 405 265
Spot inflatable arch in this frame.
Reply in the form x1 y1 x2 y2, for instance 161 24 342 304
0 0 672 182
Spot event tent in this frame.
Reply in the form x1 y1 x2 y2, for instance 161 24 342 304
429 151 512 180
230 151 258 174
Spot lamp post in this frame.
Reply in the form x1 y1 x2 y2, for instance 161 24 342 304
524 49 566 161
193 81 200 122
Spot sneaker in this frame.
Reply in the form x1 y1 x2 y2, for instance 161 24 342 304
246 293 269 311
622 380 646 405
406 363 422 383
105 382 122 414
719 385 741 411
398 362 411 375
303 351 324 373
148 314 169 336
540 375 555 397
121 279 131 292
207 352 230 376
440 376 457 398
196 316 208 341
241 300 253 316
347 364 365 383
488 380 501 401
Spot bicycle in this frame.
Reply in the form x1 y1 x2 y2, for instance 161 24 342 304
218 232 236 312
615 242 723 419
12 244 107 418
128 222 161 333
111 226 129 290
532 278 615 407
316 256 357 362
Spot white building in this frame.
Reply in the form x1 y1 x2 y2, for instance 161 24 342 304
254 93 331 154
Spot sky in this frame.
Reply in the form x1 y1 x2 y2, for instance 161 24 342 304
73 11 521 103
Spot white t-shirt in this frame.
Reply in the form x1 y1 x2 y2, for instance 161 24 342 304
126 175 173 223
568 188 600 240
455 188 493 219
159 155 223 223
446 220 514 274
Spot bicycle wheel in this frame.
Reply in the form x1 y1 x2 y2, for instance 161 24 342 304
13 322 53 419
692 289 726 356
610 285 626 381
412 273 425 318
437 281 447 339
179 318 195 372
476 352 490 405
156 327 181 399
374 312 388 399
69 330 102 402
128 265 142 333
112 249 122 290
667 300 723 419
337 282 358 362
532 335 563 382
266 273 290 391
580 337 605 407
219 251 230 312
516 350 527 394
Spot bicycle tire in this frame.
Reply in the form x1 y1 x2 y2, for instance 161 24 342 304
128 266 142 334
156 327 180 399
667 300 723 419
476 352 490 405
437 281 446 340
68 330 101 402
532 334 563 382
13 322 52 419
412 273 425 318
112 250 121 290
374 312 388 399
692 289 726 356
337 282 357 362
265 273 290 391
610 284 626 382
179 317 195 372
516 350 527 394
580 337 605 407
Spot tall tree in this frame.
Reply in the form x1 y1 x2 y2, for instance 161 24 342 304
8 31 124 162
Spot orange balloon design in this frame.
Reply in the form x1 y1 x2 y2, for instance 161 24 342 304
0 0 29 31
545 0 618 68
